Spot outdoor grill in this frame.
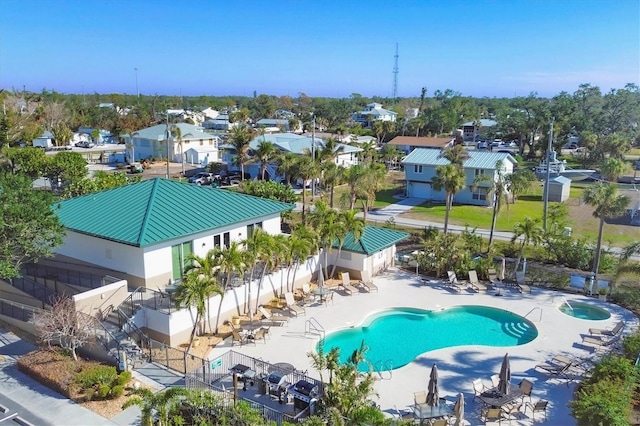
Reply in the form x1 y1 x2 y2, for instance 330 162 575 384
264 371 289 402
288 380 320 412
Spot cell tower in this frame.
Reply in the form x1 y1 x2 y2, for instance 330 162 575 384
392 43 399 102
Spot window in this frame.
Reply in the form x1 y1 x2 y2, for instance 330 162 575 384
472 188 487 201
223 232 230 249
171 242 193 282
474 169 485 176
414 165 423 173
214 234 221 249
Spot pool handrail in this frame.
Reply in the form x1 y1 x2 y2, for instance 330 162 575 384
523 307 543 322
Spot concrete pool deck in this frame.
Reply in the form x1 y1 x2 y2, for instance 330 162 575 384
207 268 638 425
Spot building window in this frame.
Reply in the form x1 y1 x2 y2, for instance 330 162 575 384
171 242 193 282
223 232 230 249
472 188 487 201
414 165 423 173
214 234 221 249
199 139 204 146
475 169 485 176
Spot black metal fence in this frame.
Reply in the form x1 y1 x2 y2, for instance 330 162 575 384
24 263 107 290
0 298 42 323
9 276 57 306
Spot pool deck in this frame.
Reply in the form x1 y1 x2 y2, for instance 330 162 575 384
207 268 638 425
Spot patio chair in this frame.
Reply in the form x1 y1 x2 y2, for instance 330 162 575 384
446 271 465 292
358 271 378 292
518 378 534 403
414 390 427 405
481 407 504 425
468 270 488 292
429 419 449 426
284 292 306 316
301 283 315 305
515 271 531 293
589 320 624 337
258 306 289 326
489 374 500 390
340 272 360 295
473 379 488 401
502 401 523 421
323 290 334 307
231 330 247 346
248 327 267 344
525 399 548 420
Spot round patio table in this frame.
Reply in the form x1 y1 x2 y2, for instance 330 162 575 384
270 362 295 374
313 287 332 303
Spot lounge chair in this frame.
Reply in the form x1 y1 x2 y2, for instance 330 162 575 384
340 272 359 295
535 355 573 375
488 268 501 286
258 306 289 326
231 330 248 346
446 271 465 292
358 271 378 292
468 270 488 292
589 320 624 337
284 292 306 316
582 333 621 348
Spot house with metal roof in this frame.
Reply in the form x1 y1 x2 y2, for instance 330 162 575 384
328 226 410 279
388 136 455 155
222 133 362 181
401 148 517 205
53 178 294 289
461 119 498 141
123 123 220 165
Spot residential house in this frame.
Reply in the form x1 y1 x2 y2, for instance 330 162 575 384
256 118 291 132
388 136 455 155
461 119 498 142
52 178 294 289
203 114 238 131
123 123 220 164
222 133 362 181
401 149 517 205
351 103 397 128
201 107 220 120
32 131 55 148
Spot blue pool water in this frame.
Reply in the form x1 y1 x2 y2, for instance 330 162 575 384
320 306 538 372
558 302 610 320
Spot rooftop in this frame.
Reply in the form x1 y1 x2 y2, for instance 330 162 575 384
402 148 518 169
388 136 455 148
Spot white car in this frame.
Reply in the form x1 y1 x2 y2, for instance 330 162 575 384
188 172 213 185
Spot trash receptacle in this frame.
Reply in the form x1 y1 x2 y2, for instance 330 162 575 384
257 374 267 395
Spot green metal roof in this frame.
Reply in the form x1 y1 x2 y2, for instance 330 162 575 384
55 178 294 247
335 225 410 255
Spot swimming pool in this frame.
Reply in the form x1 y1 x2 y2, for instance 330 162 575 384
558 302 611 320
319 306 538 372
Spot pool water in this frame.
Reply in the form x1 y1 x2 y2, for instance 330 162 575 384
320 306 538 372
558 302 611 320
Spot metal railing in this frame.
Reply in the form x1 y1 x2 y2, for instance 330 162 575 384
305 318 325 340
9 276 58 306
523 307 543 322
23 263 115 290
120 287 174 316
0 298 43 323
375 359 394 380
93 317 122 362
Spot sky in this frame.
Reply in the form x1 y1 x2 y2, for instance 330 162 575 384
0 0 638 99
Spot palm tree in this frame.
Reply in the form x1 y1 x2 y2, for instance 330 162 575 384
599 158 628 183
173 272 216 353
441 144 469 167
472 160 509 250
244 228 275 316
229 125 254 181
431 163 466 234
183 251 223 334
322 162 344 208
285 225 317 293
506 169 536 203
211 242 246 333
583 182 630 281
274 152 298 185
295 155 318 224
357 162 386 221
511 216 544 274
170 124 184 177
122 387 188 426
309 200 345 279
614 241 640 288
329 209 365 279
251 139 276 180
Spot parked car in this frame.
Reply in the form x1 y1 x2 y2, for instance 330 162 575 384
75 141 95 148
188 172 214 185
476 141 488 150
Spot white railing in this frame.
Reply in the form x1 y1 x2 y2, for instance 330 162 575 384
552 295 574 311
523 307 543 322
305 317 325 340
375 359 394 380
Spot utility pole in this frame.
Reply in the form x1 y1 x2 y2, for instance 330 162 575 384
311 114 316 198
165 115 170 179
542 117 554 230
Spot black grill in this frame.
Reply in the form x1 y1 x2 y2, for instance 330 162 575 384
288 379 320 406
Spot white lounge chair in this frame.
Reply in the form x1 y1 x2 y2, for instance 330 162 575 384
341 272 359 295
516 270 531 293
589 320 624 337
468 270 488 292
258 306 289 326
358 271 378 292
284 292 306 316
446 271 465 292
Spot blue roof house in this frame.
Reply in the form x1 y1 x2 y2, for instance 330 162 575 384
401 149 517 206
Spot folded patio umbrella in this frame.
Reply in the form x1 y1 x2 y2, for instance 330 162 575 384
318 268 325 289
426 363 439 406
498 353 511 395
499 257 506 281
453 392 465 426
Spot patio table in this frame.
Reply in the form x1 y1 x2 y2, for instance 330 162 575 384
312 287 332 303
479 389 523 408
413 403 452 425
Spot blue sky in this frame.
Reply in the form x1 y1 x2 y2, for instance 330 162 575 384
1 0 638 99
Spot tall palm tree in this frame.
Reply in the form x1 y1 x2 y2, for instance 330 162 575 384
183 251 223 334
211 242 246 333
511 216 544 274
583 182 630 281
440 144 469 167
295 156 319 225
329 209 365 279
170 124 184 177
275 152 298 185
322 162 344 208
357 162 386 221
122 387 188 426
472 160 509 250
251 139 276 180
285 225 317 293
229 125 254 181
309 200 345 279
244 228 275 316
431 163 466 234
173 272 215 353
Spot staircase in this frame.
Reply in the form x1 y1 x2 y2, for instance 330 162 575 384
98 307 149 370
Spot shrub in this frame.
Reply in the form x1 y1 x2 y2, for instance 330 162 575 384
75 365 118 391
622 331 640 361
116 370 132 386
586 355 637 385
610 286 640 311
97 384 111 399
111 385 125 398
570 378 632 426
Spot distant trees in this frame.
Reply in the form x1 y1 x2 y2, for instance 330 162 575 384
0 173 65 279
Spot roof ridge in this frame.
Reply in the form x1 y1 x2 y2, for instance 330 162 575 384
137 178 161 245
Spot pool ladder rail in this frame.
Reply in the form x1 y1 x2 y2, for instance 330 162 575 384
375 359 393 380
523 307 543 322
305 317 325 340
551 294 574 311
